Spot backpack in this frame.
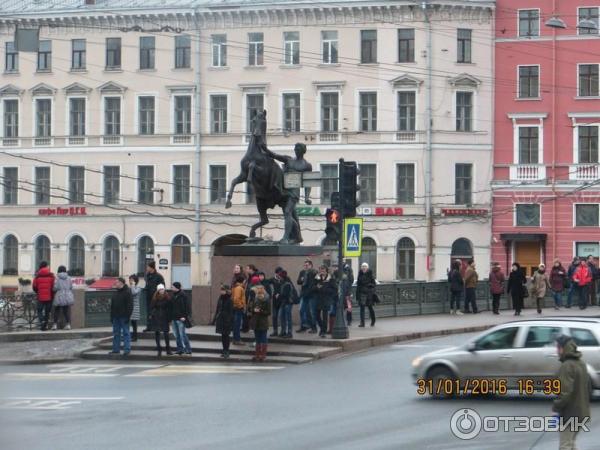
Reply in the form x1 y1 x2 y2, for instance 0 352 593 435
288 282 300 305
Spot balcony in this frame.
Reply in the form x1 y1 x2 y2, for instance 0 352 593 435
172 134 192 145
102 135 122 145
33 137 52 147
318 132 340 143
68 136 86 146
569 164 599 181
2 138 19 147
509 164 546 182
395 131 419 142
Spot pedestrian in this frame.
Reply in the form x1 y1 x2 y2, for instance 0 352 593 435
52 265 74 329
357 262 376 327
128 275 141 341
143 261 165 332
315 265 336 337
507 262 526 316
343 263 354 326
249 284 271 362
109 277 133 356
566 257 578 308
269 267 283 337
231 263 245 287
241 265 257 333
447 260 464 315
572 258 593 310
531 264 550 314
213 284 234 358
552 335 591 450
587 255 598 306
488 262 505 315
32 261 55 331
463 259 479 314
277 270 295 338
549 259 566 310
296 260 317 333
231 275 246 345
171 282 192 355
149 284 173 357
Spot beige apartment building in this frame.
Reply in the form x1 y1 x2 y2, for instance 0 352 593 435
0 0 494 290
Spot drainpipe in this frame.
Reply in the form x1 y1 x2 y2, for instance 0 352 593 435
550 0 557 264
423 1 433 279
194 11 202 256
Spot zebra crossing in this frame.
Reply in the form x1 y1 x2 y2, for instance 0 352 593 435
0 396 123 411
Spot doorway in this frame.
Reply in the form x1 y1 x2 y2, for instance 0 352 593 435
515 241 541 277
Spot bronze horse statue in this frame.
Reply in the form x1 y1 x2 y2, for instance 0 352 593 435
225 110 287 240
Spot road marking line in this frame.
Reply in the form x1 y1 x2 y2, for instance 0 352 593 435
6 397 123 401
126 365 285 377
49 364 161 369
156 365 284 371
392 344 454 348
2 373 119 379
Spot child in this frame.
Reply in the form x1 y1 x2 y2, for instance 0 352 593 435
128 275 141 341
213 284 234 358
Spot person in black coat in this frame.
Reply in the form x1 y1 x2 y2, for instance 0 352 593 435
143 261 165 332
507 262 527 316
171 282 192 355
213 285 234 358
357 262 376 327
343 263 355 326
315 265 337 337
447 259 464 315
269 267 283 337
109 278 133 356
149 284 173 357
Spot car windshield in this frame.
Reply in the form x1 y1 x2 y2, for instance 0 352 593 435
474 327 518 350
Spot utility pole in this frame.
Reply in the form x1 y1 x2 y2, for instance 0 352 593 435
332 158 349 339
193 12 202 256
423 1 434 279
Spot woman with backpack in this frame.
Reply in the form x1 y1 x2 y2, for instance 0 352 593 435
52 266 74 330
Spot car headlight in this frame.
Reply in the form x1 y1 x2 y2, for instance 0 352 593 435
411 357 423 368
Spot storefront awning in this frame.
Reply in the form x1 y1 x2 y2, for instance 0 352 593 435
500 233 547 242
87 278 118 290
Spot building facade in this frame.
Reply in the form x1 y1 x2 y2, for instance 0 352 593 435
0 0 494 289
493 1 600 276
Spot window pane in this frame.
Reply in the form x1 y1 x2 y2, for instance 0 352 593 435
360 30 377 64
359 92 377 132
398 29 415 63
246 94 264 133
106 38 121 68
359 164 376 204
569 328 599 346
68 235 85 276
172 235 191 265
3 167 18 205
102 236 120 277
579 64 599 97
35 235 51 270
398 91 416 131
174 165 190 204
457 28 471 63
175 96 191 134
139 96 155 135
175 35 191 68
322 30 338 64
5 41 18 72
283 93 301 132
104 97 121 135
397 237 415 280
579 8 599 35
575 204 599 227
212 34 227 67
321 164 338 204
321 92 339 132
456 92 472 132
518 127 539 164
138 166 154 204
72 39 86 69
68 166 84 204
137 236 155 276
524 326 562 348
4 99 18 138
455 163 472 205
519 10 539 37
104 166 120 204
210 95 228 134
516 204 541 227
210 165 226 204
578 126 599 163
475 327 518 350
36 99 51 137
37 40 52 71
361 237 378 277
3 235 18 275
69 98 85 136
519 66 539 98
248 32 264 66
35 166 50 205
396 164 415 203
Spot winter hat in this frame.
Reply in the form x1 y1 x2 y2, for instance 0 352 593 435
539 264 545 269
250 275 261 285
555 334 573 349
172 282 182 290
361 262 369 269
275 266 283 274
157 284 166 291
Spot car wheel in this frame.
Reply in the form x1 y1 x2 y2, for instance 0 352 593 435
427 366 456 399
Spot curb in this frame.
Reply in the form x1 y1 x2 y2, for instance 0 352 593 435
0 331 112 343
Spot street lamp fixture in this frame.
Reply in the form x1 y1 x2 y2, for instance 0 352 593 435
545 16 567 29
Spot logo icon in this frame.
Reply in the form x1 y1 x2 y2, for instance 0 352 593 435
346 224 359 250
450 408 482 440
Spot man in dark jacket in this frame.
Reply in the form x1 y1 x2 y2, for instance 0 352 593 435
109 278 133 356
587 255 598 306
32 261 55 331
296 260 317 333
269 267 283 337
143 261 165 332
315 265 337 337
447 260 464 315
552 335 591 450
171 282 192 355
566 258 578 308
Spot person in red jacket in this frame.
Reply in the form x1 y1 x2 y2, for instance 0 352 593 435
32 261 55 331
572 258 593 310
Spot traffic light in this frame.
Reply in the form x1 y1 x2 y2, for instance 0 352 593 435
325 208 342 242
340 161 360 217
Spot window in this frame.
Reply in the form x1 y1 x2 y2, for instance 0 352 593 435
360 30 377 64
248 32 264 66
579 126 598 163
475 327 518 350
174 96 191 135
456 92 473 132
68 235 85 276
138 166 154 204
5 42 18 72
320 164 338 204
3 99 18 138
575 204 599 227
68 166 84 204
455 163 472 205
172 234 191 265
35 235 51 270
139 36 155 70
212 34 227 67
71 39 86 70
321 92 339 132
104 166 120 204
396 164 415 203
3 167 17 205
102 236 119 277
37 40 51 71
457 29 472 63
569 328 599 346
579 64 599 97
105 38 121 69
283 93 301 132
359 92 377 132
398 29 414 63
361 237 377 277
579 8 599 35
524 326 562 348
518 66 539 98
35 99 51 138
138 96 155 135
69 98 85 137
397 237 415 280
322 31 338 64
284 32 300 65
175 35 191 69
516 203 541 227
104 97 121 136
3 234 18 275
518 127 539 163
398 91 416 131
359 164 376 204
137 236 154 276
210 95 227 134
35 167 50 205
519 10 540 37
173 165 190 204
210 165 227 204
246 94 264 133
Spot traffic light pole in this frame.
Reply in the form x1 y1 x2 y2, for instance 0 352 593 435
332 158 349 339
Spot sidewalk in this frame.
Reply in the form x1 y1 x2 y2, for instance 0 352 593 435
2 307 599 364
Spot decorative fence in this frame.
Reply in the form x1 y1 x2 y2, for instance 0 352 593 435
0 294 39 331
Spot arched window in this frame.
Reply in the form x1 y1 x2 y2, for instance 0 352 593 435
397 237 415 280
68 235 85 276
451 238 473 259
172 234 191 265
137 236 155 275
35 235 51 270
3 234 18 275
361 237 377 277
103 236 120 277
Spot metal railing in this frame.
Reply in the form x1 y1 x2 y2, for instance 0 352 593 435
0 294 39 331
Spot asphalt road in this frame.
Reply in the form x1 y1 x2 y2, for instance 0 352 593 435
1 332 599 450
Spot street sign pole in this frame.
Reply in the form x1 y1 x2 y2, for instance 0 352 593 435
332 158 349 339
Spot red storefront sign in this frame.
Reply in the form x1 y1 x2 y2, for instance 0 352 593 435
441 208 487 216
38 207 87 216
373 207 404 216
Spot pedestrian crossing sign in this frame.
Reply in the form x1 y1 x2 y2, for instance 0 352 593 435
343 218 363 257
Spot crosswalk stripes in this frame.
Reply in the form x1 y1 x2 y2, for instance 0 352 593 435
0 397 123 411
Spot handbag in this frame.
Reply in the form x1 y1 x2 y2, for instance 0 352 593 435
184 317 194 329
522 285 529 298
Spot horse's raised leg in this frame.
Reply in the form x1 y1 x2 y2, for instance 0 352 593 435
249 206 269 239
225 173 247 209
